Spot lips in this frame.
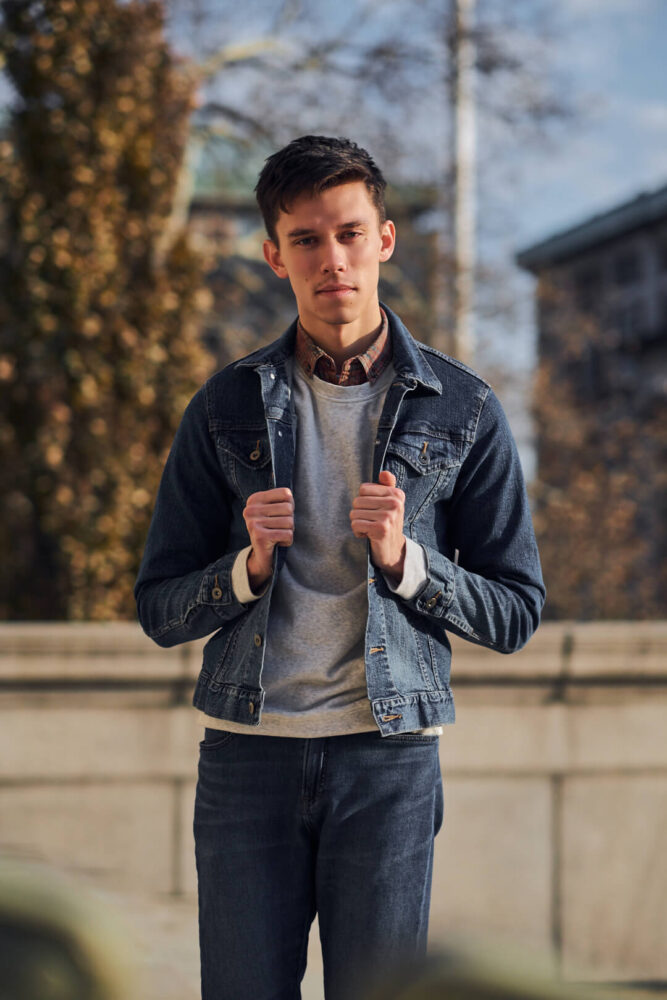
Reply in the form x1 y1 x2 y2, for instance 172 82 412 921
316 284 356 295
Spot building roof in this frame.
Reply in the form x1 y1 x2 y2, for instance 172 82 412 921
516 181 667 272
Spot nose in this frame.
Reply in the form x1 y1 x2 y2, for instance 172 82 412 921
320 237 345 274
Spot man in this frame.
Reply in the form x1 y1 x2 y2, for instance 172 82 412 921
135 135 545 1000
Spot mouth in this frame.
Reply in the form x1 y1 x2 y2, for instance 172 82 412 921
316 284 356 298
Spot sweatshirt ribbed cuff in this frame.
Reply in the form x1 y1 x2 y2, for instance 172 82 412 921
231 546 269 604
383 537 428 600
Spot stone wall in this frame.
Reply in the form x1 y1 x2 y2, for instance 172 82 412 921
0 621 665 985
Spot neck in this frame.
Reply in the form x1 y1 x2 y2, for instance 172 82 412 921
300 307 383 369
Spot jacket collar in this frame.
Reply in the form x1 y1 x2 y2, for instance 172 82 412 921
234 302 442 395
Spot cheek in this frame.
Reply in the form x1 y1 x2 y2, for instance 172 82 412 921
357 239 382 263
294 262 315 284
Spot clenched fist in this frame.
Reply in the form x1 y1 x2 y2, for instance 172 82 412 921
243 488 294 593
350 470 406 582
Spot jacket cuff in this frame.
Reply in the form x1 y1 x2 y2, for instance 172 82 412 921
231 546 269 604
383 538 428 600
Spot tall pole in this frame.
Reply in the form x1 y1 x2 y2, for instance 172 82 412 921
453 0 477 364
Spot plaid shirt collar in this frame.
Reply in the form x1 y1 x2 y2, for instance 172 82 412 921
295 308 391 386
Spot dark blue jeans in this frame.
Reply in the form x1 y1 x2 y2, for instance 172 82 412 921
193 728 444 1000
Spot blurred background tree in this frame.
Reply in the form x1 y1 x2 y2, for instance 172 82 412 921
530 281 667 620
0 0 213 620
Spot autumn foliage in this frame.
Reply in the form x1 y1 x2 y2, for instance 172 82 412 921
0 0 213 619
531 280 667 619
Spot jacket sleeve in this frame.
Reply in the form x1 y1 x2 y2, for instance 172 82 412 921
134 384 253 648
397 387 546 653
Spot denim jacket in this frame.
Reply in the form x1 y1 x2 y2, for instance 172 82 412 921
135 304 545 737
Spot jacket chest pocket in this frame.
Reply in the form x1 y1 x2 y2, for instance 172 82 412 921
215 428 274 501
384 430 464 523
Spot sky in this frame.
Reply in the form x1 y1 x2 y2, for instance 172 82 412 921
513 0 667 249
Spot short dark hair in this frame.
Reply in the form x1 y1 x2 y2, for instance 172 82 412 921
255 135 387 243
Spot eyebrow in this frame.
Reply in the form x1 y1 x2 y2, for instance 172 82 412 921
286 220 369 239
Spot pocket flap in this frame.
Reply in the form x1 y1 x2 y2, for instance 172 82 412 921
215 429 272 470
386 430 463 474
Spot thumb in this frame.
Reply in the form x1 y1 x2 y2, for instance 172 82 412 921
378 469 396 488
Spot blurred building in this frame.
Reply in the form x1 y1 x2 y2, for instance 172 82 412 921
517 182 667 401
517 183 667 618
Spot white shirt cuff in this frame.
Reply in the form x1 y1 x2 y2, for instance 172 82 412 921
383 538 428 600
231 546 269 604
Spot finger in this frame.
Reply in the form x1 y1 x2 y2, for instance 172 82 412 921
351 495 402 511
378 470 397 488
247 516 294 531
357 483 403 498
251 527 293 548
244 501 294 519
350 519 371 538
350 521 385 539
350 510 392 526
246 488 293 506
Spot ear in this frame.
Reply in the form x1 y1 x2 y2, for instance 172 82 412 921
379 220 396 263
263 239 289 279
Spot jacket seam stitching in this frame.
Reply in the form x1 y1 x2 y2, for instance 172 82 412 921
416 342 491 387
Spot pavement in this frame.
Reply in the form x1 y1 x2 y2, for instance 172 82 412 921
78 883 667 1000
93 885 326 1000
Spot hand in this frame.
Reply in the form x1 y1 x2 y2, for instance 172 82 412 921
350 470 406 582
243 488 294 592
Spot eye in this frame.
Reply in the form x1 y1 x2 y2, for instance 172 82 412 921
294 236 316 247
342 230 362 240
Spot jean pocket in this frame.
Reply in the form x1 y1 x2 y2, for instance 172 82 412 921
199 728 237 752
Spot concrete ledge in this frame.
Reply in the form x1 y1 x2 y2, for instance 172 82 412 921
449 621 667 680
566 621 667 677
449 622 568 678
0 707 200 780
444 701 667 773
2 621 666 682
0 623 190 681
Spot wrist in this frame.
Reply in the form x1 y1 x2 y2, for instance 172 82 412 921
247 548 272 594
379 537 407 584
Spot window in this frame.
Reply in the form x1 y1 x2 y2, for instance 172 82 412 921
614 250 641 287
573 265 602 313
659 241 667 272
611 300 645 346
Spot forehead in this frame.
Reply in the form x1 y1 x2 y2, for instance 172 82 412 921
275 180 379 235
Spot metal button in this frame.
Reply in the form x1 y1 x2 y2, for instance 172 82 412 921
248 701 255 714
212 586 222 600
425 596 437 609
253 633 262 647
270 373 276 380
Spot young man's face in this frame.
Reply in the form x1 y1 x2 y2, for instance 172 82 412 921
263 181 395 346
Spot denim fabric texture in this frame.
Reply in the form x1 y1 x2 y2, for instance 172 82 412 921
194 727 444 1000
134 304 545 736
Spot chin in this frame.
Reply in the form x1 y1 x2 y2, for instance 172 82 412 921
312 298 358 321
